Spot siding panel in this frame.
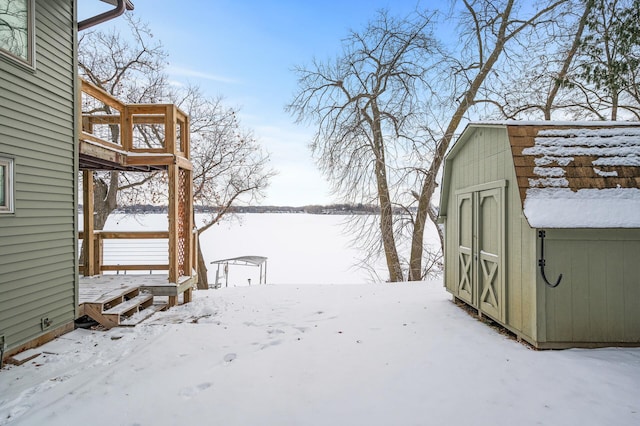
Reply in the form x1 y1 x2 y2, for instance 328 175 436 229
587 243 607 341
442 125 541 343
0 0 77 355
0 255 75 290
543 230 640 344
623 242 640 341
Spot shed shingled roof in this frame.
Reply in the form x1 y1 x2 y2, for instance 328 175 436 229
438 122 640 229
505 123 640 228
507 124 640 201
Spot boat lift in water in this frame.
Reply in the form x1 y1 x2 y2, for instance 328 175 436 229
210 255 268 288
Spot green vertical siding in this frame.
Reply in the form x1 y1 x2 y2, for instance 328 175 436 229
442 126 538 342
0 0 77 354
442 124 640 347
540 230 640 345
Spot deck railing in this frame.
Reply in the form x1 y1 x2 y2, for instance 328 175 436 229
80 78 190 160
79 230 198 280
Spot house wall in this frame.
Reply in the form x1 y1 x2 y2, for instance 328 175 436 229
442 126 538 342
537 229 640 348
0 0 77 357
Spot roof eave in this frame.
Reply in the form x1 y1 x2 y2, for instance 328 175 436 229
79 0 135 31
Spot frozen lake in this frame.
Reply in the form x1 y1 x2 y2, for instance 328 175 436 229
198 213 384 285
89 212 441 286
91 213 396 286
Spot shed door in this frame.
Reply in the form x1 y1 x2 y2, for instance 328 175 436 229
456 193 474 305
477 188 503 320
454 183 505 322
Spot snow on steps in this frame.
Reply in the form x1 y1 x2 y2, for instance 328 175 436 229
80 285 166 329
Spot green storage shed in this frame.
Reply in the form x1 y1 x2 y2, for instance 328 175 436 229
438 122 640 349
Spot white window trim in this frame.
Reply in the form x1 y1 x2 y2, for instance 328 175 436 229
0 0 36 69
0 156 14 214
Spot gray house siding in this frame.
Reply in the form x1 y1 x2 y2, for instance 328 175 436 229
0 0 77 355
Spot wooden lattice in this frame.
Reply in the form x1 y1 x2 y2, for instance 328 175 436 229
177 168 187 275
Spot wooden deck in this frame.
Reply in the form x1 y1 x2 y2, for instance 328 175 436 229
79 78 196 286
78 274 196 327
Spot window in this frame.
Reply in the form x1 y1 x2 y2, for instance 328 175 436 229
0 0 35 67
0 156 14 213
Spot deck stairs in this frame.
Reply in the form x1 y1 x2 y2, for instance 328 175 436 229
79 285 167 328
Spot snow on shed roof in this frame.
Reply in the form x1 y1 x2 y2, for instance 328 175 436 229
506 123 640 228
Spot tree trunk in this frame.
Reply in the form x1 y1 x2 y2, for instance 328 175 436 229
196 234 209 290
408 173 431 281
93 171 120 230
544 2 591 120
377 164 403 282
408 0 519 280
428 204 444 254
409 169 441 281
371 105 403 282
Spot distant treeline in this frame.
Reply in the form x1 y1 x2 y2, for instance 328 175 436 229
79 203 407 215
228 204 381 214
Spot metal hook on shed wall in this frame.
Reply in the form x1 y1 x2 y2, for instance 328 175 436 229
538 230 563 288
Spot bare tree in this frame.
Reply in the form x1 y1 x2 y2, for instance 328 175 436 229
289 1 571 282
288 10 440 282
477 0 640 122
173 86 276 286
79 15 168 231
478 1 593 120
407 0 571 280
572 0 640 120
79 15 275 286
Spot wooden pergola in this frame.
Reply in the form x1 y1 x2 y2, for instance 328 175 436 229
78 78 197 306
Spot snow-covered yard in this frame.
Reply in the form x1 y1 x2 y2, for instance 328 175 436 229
1 282 639 425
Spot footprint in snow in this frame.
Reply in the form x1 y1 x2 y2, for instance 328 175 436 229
4 403 32 422
260 340 282 350
197 382 212 391
49 375 71 382
178 382 213 400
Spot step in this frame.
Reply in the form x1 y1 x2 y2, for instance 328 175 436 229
119 302 168 326
81 286 140 311
99 288 141 310
103 293 153 317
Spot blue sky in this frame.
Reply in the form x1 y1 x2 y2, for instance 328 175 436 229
80 1 423 206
